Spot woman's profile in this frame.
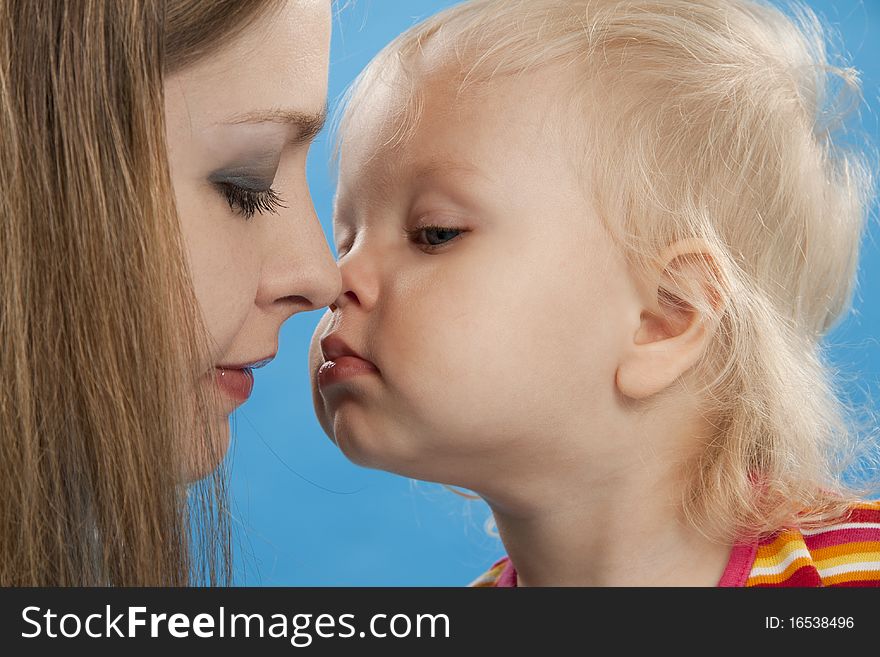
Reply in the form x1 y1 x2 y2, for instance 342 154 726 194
0 0 340 585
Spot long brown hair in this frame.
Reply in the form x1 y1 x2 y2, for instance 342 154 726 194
0 0 282 585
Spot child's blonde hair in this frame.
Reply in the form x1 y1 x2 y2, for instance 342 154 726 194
335 0 877 542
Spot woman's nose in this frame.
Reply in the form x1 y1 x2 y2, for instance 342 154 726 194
256 204 342 316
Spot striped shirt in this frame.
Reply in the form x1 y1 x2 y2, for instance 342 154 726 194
471 501 880 587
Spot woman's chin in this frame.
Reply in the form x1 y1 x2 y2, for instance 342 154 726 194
183 418 231 482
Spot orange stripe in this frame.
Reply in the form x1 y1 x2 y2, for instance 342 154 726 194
822 569 880 586
817 552 880 572
850 501 880 511
810 541 880 562
753 533 805 567
755 531 802 554
473 563 506 587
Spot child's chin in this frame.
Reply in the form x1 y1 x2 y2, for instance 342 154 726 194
330 423 401 473
331 429 380 469
331 428 439 482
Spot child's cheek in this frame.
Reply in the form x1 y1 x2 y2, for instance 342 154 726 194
378 260 549 427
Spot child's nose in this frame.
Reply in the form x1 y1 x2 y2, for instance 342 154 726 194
331 246 380 313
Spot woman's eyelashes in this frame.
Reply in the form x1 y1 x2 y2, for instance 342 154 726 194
208 168 286 221
214 181 286 220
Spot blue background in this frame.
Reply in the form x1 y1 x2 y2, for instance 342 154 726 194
228 0 880 585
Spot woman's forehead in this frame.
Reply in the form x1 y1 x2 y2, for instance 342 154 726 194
165 0 330 133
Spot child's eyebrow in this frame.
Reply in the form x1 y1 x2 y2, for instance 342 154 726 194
409 158 488 183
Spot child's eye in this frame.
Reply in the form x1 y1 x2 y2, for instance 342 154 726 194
408 226 465 249
214 182 287 221
335 236 355 258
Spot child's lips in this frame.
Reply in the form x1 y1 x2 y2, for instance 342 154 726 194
317 333 380 389
317 356 380 389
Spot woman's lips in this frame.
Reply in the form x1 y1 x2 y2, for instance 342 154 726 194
213 353 274 406
317 356 379 389
214 367 255 404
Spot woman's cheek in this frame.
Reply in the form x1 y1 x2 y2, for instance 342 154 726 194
176 179 261 355
191 248 261 355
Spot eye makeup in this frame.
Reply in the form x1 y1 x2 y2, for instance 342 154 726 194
208 150 281 190
209 168 275 192
208 153 286 220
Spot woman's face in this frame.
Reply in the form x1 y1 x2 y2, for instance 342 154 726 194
165 0 340 455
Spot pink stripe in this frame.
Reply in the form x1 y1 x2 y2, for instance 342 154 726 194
844 508 880 523
496 558 518 587
804 527 880 550
718 542 758 587
828 578 880 587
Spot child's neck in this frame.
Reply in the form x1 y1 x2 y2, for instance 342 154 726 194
489 490 732 586
480 418 733 586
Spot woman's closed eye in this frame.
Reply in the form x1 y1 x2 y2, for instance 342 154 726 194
214 181 287 221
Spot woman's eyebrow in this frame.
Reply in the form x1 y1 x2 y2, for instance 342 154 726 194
218 106 328 143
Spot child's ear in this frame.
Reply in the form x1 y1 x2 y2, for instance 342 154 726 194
616 239 725 400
